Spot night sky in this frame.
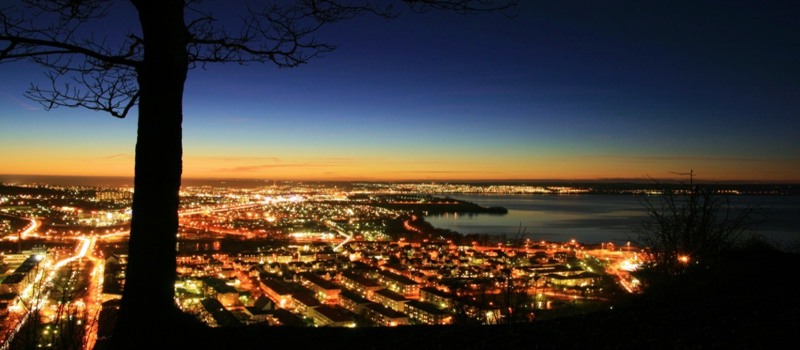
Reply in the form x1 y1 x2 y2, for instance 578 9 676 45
1 1 798 182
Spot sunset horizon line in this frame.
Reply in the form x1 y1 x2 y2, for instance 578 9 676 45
2 173 798 185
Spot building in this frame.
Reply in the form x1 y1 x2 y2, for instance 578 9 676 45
200 298 242 327
260 277 294 309
0 255 42 295
244 296 275 323
338 289 372 315
306 305 355 327
0 273 26 295
405 300 452 325
203 277 240 307
266 309 305 326
299 272 341 304
419 287 454 309
340 271 383 299
548 272 601 287
292 289 322 316
376 269 420 298
364 303 409 327
371 288 408 313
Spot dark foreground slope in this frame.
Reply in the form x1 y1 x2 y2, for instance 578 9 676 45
101 244 800 349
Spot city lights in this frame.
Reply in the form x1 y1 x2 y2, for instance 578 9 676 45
0 179 711 342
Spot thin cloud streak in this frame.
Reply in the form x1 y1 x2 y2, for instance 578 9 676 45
214 158 360 173
389 170 498 174
0 92 39 111
98 154 133 160
586 155 800 163
190 156 281 163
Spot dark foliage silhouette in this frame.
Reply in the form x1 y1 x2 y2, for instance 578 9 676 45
634 171 760 278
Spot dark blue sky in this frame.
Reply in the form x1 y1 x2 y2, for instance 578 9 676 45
1 1 798 181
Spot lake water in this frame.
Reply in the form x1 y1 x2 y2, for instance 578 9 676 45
425 194 800 245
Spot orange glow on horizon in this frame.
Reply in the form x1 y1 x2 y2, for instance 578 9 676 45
1 151 798 183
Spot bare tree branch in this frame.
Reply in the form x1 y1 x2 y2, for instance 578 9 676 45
0 34 140 66
635 175 761 275
403 0 519 15
185 1 396 68
3 0 517 118
2 0 144 117
22 0 113 22
24 62 140 118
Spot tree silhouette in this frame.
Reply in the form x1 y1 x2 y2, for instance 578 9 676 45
635 172 760 276
1 0 517 347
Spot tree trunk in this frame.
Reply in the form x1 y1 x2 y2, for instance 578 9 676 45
110 1 190 348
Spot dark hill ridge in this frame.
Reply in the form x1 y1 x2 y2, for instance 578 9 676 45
361 195 509 214
101 244 798 349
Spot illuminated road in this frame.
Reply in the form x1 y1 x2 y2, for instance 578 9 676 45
584 248 642 294
1 216 39 241
0 217 45 349
82 236 103 350
0 233 103 350
53 236 93 269
178 202 283 216
322 220 353 252
178 203 276 237
403 215 424 235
